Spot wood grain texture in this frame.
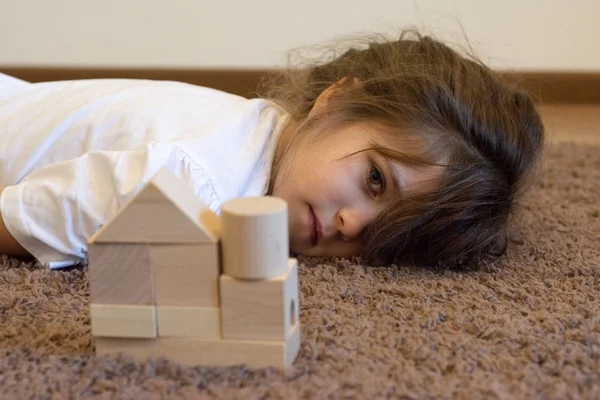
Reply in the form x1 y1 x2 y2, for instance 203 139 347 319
90 167 219 245
88 243 155 305
219 258 299 341
220 197 288 279
156 306 220 338
91 304 157 338
151 244 220 307
95 322 301 369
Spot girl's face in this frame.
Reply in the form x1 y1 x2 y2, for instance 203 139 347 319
271 122 441 259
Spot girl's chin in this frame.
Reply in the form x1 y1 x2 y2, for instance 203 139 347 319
289 243 313 258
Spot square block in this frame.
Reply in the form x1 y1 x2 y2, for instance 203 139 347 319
220 258 299 341
95 322 301 369
157 306 220 338
91 304 157 338
151 244 220 308
88 243 154 305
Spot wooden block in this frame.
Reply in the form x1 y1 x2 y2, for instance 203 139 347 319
91 304 157 338
151 244 220 308
220 196 288 279
88 243 154 305
95 322 301 369
157 306 220 338
89 167 220 245
220 258 299 341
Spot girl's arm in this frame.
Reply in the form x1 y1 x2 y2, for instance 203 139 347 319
0 144 217 268
0 188 32 258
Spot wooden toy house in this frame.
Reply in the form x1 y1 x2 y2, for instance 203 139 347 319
87 167 301 368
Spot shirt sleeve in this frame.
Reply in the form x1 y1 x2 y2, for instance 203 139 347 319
0 142 220 269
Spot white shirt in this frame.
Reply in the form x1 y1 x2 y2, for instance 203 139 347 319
0 74 288 269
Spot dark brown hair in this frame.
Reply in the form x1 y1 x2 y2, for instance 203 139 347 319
259 30 545 269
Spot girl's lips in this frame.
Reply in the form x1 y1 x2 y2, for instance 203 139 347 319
309 205 322 246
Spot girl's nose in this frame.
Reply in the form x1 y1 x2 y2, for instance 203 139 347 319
335 206 374 241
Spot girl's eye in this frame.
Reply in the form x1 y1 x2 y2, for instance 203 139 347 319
368 166 386 195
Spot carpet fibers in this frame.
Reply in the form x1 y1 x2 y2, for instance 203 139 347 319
0 142 598 399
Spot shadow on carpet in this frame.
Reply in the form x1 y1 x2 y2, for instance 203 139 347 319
0 142 599 399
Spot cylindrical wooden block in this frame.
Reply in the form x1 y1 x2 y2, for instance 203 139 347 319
220 196 289 279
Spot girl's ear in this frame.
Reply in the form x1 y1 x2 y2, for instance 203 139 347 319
309 76 359 117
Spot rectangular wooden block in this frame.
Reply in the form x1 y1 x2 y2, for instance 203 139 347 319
157 306 220 338
95 322 301 369
91 304 157 338
88 243 154 305
219 258 299 341
151 244 220 308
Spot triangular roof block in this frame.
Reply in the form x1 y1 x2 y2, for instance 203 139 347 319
89 167 220 245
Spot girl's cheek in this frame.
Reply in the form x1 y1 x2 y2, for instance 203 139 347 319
331 241 363 258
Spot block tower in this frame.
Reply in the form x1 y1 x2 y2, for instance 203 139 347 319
87 167 301 369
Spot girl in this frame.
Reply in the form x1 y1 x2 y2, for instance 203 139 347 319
0 31 545 270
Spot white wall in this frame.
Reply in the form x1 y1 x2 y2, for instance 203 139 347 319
1 0 598 71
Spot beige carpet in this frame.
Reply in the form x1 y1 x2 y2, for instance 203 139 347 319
0 141 598 399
